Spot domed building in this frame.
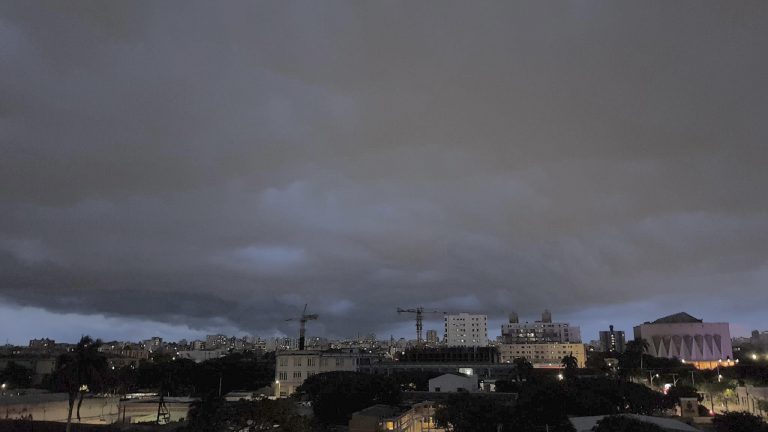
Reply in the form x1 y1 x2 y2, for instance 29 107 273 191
633 312 733 369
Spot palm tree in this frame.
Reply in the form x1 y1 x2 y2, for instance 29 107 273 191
562 354 579 379
54 336 108 432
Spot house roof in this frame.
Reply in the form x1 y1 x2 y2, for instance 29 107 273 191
352 404 403 418
570 415 700 432
651 312 702 324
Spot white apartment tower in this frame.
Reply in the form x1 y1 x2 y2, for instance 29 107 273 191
444 313 488 347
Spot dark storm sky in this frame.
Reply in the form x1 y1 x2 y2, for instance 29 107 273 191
1 1 767 344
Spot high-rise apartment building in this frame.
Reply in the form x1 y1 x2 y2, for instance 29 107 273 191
206 334 229 348
426 329 439 345
444 313 488 347
501 310 581 344
599 325 626 353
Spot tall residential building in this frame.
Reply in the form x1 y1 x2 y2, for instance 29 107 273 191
501 310 581 344
426 330 439 345
599 325 626 353
541 309 552 323
143 337 163 351
191 340 206 350
633 312 733 369
444 314 488 347
206 334 229 349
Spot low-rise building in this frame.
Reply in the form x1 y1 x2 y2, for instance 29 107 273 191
498 342 587 368
349 401 442 432
396 347 500 364
428 373 478 393
274 350 373 397
176 349 228 363
28 338 55 351
733 385 768 416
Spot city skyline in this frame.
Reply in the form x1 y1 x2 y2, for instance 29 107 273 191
2 2 768 345
0 303 758 346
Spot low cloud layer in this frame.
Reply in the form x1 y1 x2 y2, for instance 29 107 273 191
1 1 767 343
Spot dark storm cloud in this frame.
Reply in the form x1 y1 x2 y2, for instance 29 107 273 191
1 1 767 341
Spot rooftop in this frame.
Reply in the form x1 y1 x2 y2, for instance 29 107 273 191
570 414 700 432
352 404 404 418
650 312 703 324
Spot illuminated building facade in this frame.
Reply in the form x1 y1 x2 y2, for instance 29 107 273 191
633 312 733 369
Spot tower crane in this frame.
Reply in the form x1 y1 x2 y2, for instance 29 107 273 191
286 304 318 350
397 307 449 345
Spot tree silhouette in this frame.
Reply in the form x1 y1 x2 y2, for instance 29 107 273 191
53 336 108 432
562 354 579 379
593 415 665 432
513 357 534 382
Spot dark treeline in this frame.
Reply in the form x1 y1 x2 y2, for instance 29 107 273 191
118 352 276 397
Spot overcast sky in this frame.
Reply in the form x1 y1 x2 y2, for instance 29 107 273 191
1 1 767 345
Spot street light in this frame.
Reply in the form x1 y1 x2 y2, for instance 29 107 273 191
649 372 659 386
557 373 564 381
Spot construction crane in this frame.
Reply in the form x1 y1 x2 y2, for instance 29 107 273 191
397 307 449 345
286 304 318 350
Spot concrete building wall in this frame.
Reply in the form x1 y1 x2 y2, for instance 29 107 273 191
498 343 587 368
428 374 478 393
633 322 733 362
501 322 581 344
350 402 443 432
275 351 362 396
599 326 626 353
176 349 228 363
0 395 120 423
119 399 193 424
444 314 488 347
734 385 768 417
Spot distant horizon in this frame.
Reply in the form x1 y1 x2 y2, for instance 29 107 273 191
1 302 758 347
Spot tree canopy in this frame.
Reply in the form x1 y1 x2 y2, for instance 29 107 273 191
0 361 33 388
593 415 665 432
712 411 768 432
296 371 400 425
184 396 310 432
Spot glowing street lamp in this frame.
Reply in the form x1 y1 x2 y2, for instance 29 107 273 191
557 373 564 381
